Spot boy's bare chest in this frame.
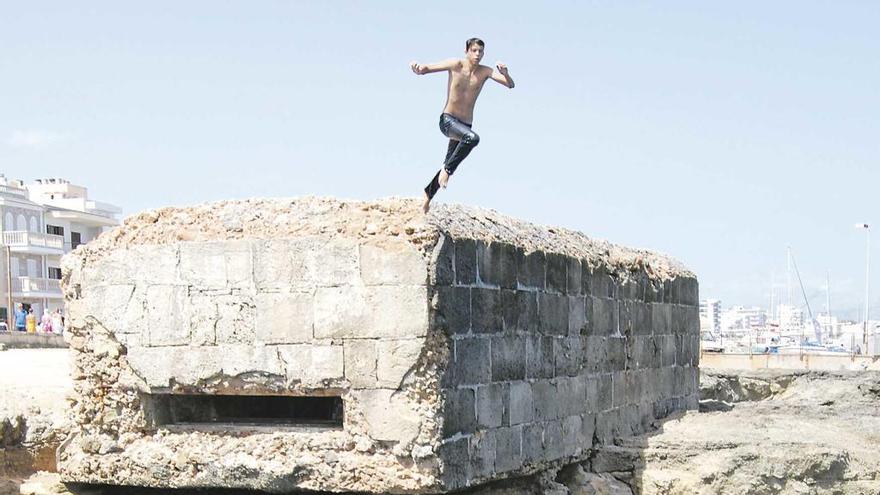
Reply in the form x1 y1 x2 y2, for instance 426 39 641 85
450 71 484 94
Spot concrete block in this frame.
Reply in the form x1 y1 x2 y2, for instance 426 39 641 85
506 381 534 425
254 237 359 290
606 336 626 372
557 375 587 418
651 304 672 335
583 336 605 374
526 335 555 380
562 415 584 457
354 388 420 444
502 289 538 333
276 344 344 384
568 296 587 336
359 242 427 286
589 267 615 299
439 437 471 490
554 336 584 377
343 339 377 388
477 241 518 289
454 238 477 285
591 297 619 337
595 409 620 446
129 245 182 285
531 380 558 421
538 293 569 336
254 292 313 344
476 383 504 428
584 375 599 413
522 422 545 464
214 295 257 344
376 338 424 388
567 258 582 295
546 253 568 294
491 335 526 382
612 371 627 408
469 430 496 480
597 373 612 412
178 241 253 289
619 273 646 301
620 300 651 337
436 286 470 336
430 234 455 286
471 288 503 334
517 250 545 289
314 285 428 339
443 387 476 437
543 420 564 460
494 425 523 473
145 285 189 346
81 284 142 335
453 337 491 386
187 294 217 345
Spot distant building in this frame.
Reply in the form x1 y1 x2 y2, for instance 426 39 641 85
0 176 120 325
776 304 804 331
700 299 722 334
721 305 767 332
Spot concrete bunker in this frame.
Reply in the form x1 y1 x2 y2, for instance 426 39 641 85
58 197 699 494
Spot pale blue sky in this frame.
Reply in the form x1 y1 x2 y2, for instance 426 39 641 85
2 2 878 318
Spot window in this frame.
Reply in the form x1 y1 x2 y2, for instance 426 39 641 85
71 232 82 250
26 259 37 278
4 213 12 232
48 267 62 280
146 394 344 428
47 225 64 236
16 215 26 231
10 258 19 278
29 216 38 233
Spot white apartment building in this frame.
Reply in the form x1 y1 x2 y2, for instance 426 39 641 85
0 176 120 326
776 304 805 331
699 299 722 334
721 305 767 332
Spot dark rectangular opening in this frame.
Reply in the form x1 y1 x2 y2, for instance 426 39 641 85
150 394 343 428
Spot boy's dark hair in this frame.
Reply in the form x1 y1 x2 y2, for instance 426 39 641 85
466 38 485 50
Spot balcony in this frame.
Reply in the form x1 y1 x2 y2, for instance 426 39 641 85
2 231 65 255
11 277 63 299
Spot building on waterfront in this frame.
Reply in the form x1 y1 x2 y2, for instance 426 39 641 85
721 305 767 332
700 299 722 334
776 304 805 331
0 176 120 327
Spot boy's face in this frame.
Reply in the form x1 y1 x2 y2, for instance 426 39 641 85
466 44 484 64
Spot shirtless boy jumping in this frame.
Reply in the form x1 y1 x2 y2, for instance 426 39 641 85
411 37 515 213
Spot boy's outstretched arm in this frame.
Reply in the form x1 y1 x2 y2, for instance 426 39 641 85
410 58 458 75
489 62 515 88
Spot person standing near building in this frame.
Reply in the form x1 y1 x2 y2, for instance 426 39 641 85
25 307 37 333
14 303 26 332
40 308 53 333
410 37 515 212
51 309 64 335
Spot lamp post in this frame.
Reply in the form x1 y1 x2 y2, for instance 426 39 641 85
856 223 870 354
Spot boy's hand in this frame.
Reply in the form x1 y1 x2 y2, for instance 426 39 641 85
496 62 509 75
410 61 423 75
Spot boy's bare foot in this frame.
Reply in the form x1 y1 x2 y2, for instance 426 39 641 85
422 192 432 213
439 169 450 188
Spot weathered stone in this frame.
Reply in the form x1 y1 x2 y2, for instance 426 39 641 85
469 430 496 480
517 250 545 289
539 293 569 336
454 238 477 285
526 335 555 380
359 242 427 285
437 286 471 335
313 285 428 339
493 425 523 473
443 387 477 437
179 241 253 289
546 253 568 294
532 380 559 421
507 381 534 426
472 288 503 334
491 335 526 382
502 290 539 333
145 285 189 346
376 338 424 388
353 388 421 444
477 241 518 289
454 337 491 386
591 297 619 337
343 339 377 388
476 383 504 428
254 292 313 344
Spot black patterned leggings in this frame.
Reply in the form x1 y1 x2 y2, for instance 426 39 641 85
425 113 481 199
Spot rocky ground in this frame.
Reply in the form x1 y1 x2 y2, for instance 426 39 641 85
3 350 879 494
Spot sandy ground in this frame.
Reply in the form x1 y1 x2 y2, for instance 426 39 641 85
0 349 71 417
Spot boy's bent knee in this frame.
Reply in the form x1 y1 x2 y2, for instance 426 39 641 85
463 132 480 147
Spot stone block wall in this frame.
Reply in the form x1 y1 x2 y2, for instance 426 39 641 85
432 237 699 490
57 198 698 494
